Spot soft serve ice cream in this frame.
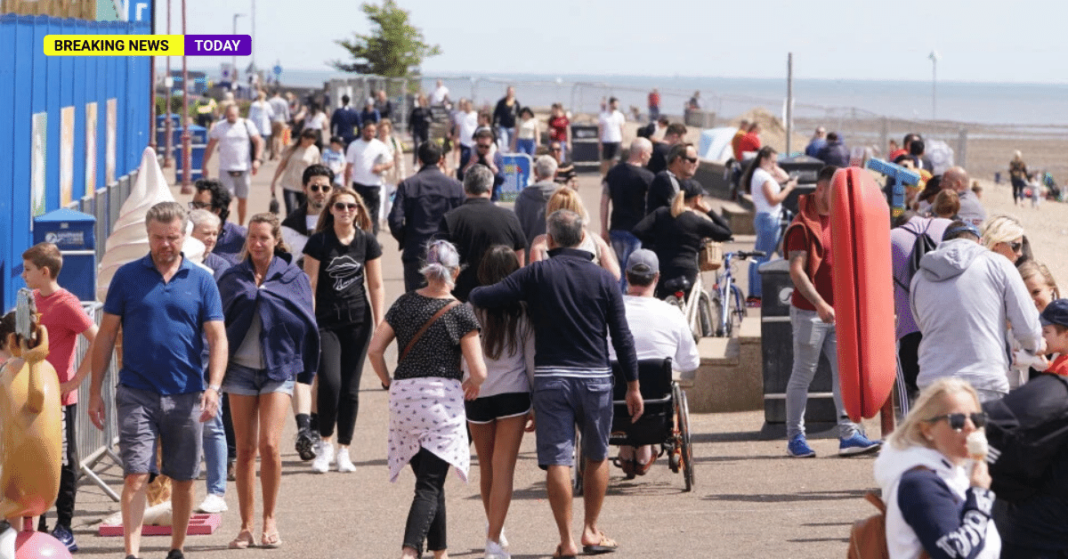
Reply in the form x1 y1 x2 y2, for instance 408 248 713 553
966 430 988 461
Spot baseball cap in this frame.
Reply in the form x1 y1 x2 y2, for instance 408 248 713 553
626 249 659 277
1040 299 1068 328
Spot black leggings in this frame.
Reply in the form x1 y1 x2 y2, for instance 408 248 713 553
43 404 79 529
403 448 449 554
283 190 306 217
317 319 374 446
898 331 922 404
353 183 381 236
1012 178 1027 204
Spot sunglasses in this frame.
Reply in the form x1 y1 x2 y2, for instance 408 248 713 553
188 201 211 210
683 156 698 164
308 184 331 193
333 202 359 212
1009 241 1023 252
924 412 987 431
477 144 492 149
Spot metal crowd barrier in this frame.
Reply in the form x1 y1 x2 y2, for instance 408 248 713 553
74 302 122 502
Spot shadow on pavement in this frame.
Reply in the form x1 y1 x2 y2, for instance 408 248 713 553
703 488 868 503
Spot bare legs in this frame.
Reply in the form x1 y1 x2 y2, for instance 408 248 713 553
546 457 610 556
229 391 292 544
468 415 526 544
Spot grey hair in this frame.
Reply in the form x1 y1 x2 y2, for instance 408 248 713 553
629 137 653 158
420 240 462 287
188 209 221 230
534 155 558 180
145 201 188 231
464 164 494 195
547 209 584 248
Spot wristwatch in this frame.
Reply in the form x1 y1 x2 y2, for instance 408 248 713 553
207 384 221 393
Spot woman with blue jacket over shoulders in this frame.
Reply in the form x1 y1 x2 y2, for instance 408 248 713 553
217 212 319 550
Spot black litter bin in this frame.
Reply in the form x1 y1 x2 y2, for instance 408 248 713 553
758 259 838 435
778 155 826 216
569 124 599 173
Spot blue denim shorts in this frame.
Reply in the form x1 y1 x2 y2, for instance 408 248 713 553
222 363 295 397
532 375 613 468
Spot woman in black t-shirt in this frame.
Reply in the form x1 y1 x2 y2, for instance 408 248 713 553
632 181 732 299
302 187 385 474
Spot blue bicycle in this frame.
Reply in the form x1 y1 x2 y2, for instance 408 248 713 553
710 250 765 337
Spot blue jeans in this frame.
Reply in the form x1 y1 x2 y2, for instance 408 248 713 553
749 211 782 299
202 403 227 496
609 230 642 291
497 127 514 151
516 138 536 156
785 307 861 440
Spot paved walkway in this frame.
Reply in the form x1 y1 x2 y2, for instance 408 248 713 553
66 154 884 558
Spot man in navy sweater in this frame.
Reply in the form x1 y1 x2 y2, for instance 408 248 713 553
470 209 643 558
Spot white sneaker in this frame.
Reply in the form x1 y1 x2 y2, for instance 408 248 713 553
484 539 510 559
196 493 228 513
336 447 356 473
312 442 335 473
486 522 508 549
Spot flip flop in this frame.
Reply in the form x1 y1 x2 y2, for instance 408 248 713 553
553 544 577 559
635 453 658 476
581 532 618 555
228 531 254 549
261 531 283 549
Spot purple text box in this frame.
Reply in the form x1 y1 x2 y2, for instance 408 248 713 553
184 35 252 56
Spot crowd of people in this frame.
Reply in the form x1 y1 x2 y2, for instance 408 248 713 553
12 81 1068 559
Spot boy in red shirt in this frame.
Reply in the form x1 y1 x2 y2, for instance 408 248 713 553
1040 299 1068 376
21 242 97 552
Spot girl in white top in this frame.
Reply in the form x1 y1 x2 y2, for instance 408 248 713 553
741 146 797 305
512 107 539 157
377 118 407 227
465 245 536 559
270 129 322 215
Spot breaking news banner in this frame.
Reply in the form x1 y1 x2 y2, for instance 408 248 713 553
43 34 251 56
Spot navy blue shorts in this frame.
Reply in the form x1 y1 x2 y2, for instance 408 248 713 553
532 376 613 468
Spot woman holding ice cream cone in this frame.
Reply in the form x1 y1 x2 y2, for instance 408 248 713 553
872 378 1000 559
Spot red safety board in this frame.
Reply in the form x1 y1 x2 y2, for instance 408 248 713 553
829 168 896 421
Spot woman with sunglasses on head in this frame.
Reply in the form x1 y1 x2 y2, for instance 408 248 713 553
873 377 1000 559
303 188 385 474
271 128 322 216
739 145 796 307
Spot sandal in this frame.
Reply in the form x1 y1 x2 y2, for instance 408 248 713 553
635 453 658 476
552 544 577 559
261 531 283 549
582 532 619 555
228 531 254 549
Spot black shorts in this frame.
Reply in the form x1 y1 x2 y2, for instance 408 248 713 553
465 392 532 424
602 142 621 161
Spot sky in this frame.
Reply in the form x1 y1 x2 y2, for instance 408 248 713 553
156 0 1068 83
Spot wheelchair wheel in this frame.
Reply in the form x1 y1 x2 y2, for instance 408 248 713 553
674 383 695 492
573 426 584 496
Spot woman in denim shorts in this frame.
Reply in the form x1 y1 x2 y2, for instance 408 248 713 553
217 213 319 549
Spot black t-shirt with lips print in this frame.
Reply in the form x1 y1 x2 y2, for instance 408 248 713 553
303 228 382 328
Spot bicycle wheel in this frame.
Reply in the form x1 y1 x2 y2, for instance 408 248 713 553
697 290 714 339
724 287 738 338
664 294 685 313
710 295 725 337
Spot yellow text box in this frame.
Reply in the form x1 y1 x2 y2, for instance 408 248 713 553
44 35 184 56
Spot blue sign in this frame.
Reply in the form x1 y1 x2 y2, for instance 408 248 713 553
499 154 532 202
273 64 283 76
127 0 153 22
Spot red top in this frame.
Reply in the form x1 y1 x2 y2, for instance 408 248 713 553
36 288 94 406
648 92 660 107
887 148 907 162
548 115 570 142
737 132 762 156
1047 354 1068 377
785 214 834 311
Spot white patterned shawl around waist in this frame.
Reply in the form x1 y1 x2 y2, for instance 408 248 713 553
387 377 470 483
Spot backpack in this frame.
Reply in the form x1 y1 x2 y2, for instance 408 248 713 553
894 221 937 294
981 373 1068 503
848 483 930 558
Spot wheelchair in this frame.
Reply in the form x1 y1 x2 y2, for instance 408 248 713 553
573 358 695 493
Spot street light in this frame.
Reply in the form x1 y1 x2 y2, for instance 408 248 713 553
232 13 246 84
929 50 940 121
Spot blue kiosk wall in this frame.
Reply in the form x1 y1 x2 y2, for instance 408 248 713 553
0 15 150 309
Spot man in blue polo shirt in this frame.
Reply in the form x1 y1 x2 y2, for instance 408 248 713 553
470 209 643 558
89 201 228 559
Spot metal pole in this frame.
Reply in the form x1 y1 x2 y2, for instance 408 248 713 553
163 0 172 167
149 0 157 153
180 0 192 194
785 52 793 156
932 58 937 121
250 0 256 74
232 14 239 86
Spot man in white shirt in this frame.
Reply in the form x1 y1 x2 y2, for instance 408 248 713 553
598 97 626 176
451 99 478 179
430 79 450 107
344 121 393 235
610 249 699 477
202 104 263 225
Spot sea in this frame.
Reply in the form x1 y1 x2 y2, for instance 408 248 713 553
213 67 1068 128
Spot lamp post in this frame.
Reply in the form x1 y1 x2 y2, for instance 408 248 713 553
250 0 256 74
232 13 246 84
929 50 940 121
180 0 191 194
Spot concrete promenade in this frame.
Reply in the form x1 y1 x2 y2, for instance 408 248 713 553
66 154 884 558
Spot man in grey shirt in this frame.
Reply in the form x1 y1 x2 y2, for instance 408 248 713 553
513 155 558 258
942 166 986 227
